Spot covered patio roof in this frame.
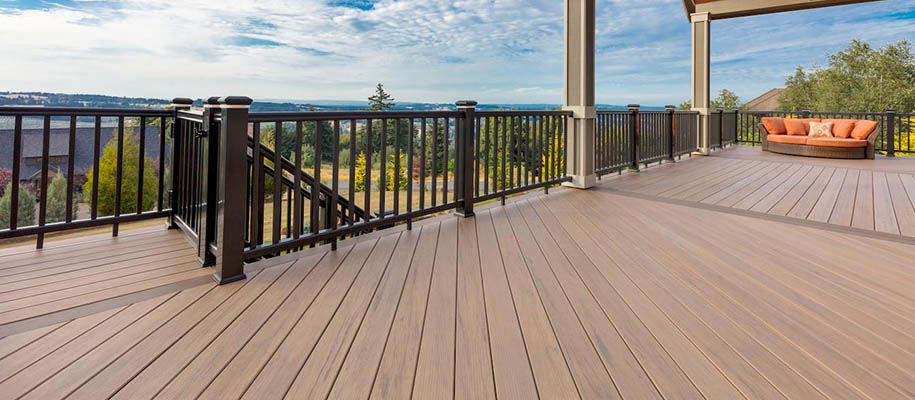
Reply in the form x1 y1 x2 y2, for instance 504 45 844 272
681 0 882 20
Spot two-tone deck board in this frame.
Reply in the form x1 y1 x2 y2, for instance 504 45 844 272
1 145 914 400
600 146 915 238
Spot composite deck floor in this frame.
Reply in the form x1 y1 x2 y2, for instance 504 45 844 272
605 145 915 238
1 146 914 399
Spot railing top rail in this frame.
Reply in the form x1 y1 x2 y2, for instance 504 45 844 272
0 106 173 117
475 110 573 117
674 110 700 114
176 109 205 123
247 110 462 122
740 110 887 116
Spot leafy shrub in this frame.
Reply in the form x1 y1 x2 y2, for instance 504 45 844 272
84 128 159 216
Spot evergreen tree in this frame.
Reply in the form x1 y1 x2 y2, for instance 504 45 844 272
0 182 36 229
367 83 395 111
46 171 78 223
354 152 367 192
385 154 408 191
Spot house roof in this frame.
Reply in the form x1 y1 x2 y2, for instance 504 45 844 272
744 88 785 111
681 0 882 20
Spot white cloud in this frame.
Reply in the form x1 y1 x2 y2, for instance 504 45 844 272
0 0 912 105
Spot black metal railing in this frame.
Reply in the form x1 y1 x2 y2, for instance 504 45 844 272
595 106 700 176
472 110 572 203
234 101 570 262
595 109 634 174
169 105 217 264
0 107 173 247
735 109 915 156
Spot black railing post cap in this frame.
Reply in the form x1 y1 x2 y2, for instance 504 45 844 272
456 100 478 108
219 96 254 107
886 108 896 113
627 104 640 110
205 97 221 106
171 97 193 105
664 105 676 111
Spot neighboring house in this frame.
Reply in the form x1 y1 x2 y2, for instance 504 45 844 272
0 127 162 188
744 88 785 111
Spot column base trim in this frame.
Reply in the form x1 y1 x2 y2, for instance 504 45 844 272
562 174 597 189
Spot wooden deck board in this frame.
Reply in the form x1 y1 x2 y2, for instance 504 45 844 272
2 145 914 400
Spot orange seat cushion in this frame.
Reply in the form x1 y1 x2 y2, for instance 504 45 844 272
806 137 867 148
851 120 878 140
784 119 810 136
762 117 787 135
824 119 856 139
767 135 808 145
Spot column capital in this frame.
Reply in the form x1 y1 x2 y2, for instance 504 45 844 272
690 12 710 23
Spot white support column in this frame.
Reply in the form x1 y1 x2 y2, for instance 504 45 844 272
691 12 711 155
562 0 597 189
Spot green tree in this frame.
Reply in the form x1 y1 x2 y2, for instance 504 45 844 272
354 152 367 192
778 39 915 113
46 171 78 223
385 154 408 191
85 127 159 216
711 89 741 110
261 121 334 164
0 182 36 229
677 89 743 111
367 83 395 111
424 121 450 177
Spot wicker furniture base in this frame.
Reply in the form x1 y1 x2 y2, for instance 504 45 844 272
766 141 867 159
759 124 879 160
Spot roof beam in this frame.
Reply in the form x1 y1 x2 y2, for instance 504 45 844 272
683 0 882 20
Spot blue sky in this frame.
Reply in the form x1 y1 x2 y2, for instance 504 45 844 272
0 0 913 106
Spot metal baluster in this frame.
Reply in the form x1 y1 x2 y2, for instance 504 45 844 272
112 116 124 237
293 121 303 239
10 115 22 232
66 116 76 223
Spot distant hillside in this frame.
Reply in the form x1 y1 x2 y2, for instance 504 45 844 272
0 92 663 112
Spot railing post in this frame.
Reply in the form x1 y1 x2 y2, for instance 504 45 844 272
666 105 676 161
198 97 221 266
455 100 477 218
629 104 640 172
212 96 252 285
714 108 723 149
731 108 739 146
167 98 193 230
886 108 896 157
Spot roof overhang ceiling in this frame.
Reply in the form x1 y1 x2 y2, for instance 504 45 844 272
682 0 882 20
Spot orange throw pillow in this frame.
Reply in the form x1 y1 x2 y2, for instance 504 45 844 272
851 120 878 140
825 119 856 139
784 119 809 136
797 118 821 132
762 117 786 135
